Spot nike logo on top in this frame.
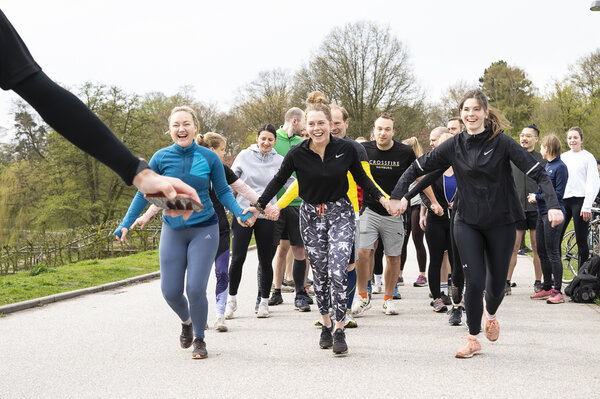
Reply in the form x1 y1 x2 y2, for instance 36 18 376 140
335 153 344 158
484 149 493 155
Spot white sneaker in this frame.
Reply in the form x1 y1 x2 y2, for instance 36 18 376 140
344 310 358 328
372 282 383 294
383 299 398 315
224 300 237 319
256 301 270 318
351 297 371 317
214 314 228 332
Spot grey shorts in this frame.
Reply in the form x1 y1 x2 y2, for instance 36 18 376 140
359 207 404 256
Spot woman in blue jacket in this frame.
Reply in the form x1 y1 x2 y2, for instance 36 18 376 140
115 106 254 359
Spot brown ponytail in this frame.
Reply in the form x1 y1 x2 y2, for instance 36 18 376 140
195 132 226 149
305 91 331 121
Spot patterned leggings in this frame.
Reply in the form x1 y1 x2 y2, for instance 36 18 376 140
300 198 354 322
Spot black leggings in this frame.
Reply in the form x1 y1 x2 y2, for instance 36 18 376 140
537 214 564 292
561 197 590 267
454 220 515 336
449 209 464 304
374 238 384 275
401 205 427 272
229 218 275 299
425 218 452 299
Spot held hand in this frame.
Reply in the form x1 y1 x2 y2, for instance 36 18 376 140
430 203 443 217
115 227 129 242
527 193 537 204
238 207 260 227
388 198 408 217
379 198 392 216
264 204 281 221
548 209 564 228
581 211 591 222
133 170 198 220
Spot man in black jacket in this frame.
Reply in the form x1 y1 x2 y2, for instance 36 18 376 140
506 125 546 294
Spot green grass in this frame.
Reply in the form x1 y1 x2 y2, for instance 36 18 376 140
0 250 160 306
0 234 258 307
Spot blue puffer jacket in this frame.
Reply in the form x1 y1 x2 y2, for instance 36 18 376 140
115 142 248 236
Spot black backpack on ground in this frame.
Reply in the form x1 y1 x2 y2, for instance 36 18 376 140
564 255 600 303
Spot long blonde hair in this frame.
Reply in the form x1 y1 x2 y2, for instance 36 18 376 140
402 136 424 157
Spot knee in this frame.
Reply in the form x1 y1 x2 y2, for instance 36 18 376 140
186 285 208 305
162 284 184 305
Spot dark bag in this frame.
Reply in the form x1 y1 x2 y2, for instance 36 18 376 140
564 255 600 303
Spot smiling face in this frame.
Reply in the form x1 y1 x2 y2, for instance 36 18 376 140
256 130 276 153
373 117 395 150
567 129 583 152
306 110 331 146
169 111 198 148
519 127 538 151
331 108 349 138
460 98 489 134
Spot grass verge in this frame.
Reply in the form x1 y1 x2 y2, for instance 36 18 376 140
0 250 160 306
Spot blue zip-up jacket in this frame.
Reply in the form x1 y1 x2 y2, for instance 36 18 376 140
534 156 568 215
115 142 247 236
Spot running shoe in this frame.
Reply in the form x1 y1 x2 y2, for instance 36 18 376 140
351 297 371 317
530 289 552 300
448 306 463 326
344 310 358 328
546 289 565 304
281 279 295 293
432 298 448 313
414 275 427 287
319 325 333 349
533 280 542 293
256 301 270 318
372 282 383 294
397 276 405 286
224 299 237 319
300 290 314 305
504 282 512 296
294 295 311 312
268 291 283 306
393 284 402 300
484 313 499 341
214 315 228 332
332 328 348 355
441 293 452 305
180 323 194 349
192 337 208 359
383 299 398 315
455 336 481 359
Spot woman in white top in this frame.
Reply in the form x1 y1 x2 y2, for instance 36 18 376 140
560 127 600 268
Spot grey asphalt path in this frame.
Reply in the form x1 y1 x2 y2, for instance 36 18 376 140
1 244 600 398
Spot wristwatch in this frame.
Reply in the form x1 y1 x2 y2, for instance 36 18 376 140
250 201 264 214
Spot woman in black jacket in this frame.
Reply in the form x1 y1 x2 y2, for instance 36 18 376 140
389 89 563 358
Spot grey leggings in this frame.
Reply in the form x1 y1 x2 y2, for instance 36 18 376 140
159 222 219 339
300 199 354 322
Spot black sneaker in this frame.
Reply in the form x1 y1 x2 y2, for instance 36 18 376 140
332 328 348 355
448 306 463 326
505 282 512 296
192 337 208 359
299 291 314 305
441 293 452 305
294 295 311 312
534 280 542 293
180 323 194 349
268 291 283 306
319 325 333 349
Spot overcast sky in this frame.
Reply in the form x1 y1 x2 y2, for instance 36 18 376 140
1 0 599 140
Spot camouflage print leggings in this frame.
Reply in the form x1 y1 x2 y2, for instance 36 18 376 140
300 198 355 322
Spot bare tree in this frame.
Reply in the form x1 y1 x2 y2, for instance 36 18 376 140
294 21 420 138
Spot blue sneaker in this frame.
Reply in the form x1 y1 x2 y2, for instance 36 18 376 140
393 284 401 300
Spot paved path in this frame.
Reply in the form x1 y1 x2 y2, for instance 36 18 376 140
1 244 600 398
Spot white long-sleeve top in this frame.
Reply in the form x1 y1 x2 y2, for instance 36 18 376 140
562 149 600 213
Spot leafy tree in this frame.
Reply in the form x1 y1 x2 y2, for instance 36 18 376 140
294 21 420 138
479 60 536 137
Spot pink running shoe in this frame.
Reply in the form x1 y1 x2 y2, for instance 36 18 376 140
530 289 552 300
546 289 565 304
455 336 482 358
484 313 500 342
